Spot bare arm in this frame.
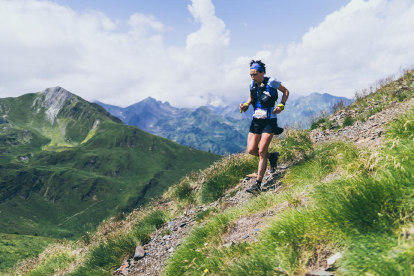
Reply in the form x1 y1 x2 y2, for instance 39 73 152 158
273 84 289 114
278 84 289 103
239 94 251 111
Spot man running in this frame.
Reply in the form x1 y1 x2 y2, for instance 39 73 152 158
239 60 289 194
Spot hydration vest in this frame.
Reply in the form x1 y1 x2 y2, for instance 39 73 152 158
250 77 278 109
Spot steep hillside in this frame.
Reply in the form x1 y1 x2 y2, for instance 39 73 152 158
9 71 414 276
97 98 249 154
0 87 220 241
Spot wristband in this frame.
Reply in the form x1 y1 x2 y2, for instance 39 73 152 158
240 102 250 113
277 103 285 111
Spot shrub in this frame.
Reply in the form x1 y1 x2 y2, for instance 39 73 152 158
342 115 354 127
172 181 193 201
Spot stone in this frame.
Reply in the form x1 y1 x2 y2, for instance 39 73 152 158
118 260 129 275
134 246 146 260
326 252 342 266
356 138 365 143
223 242 234 247
168 247 175 253
162 235 171 240
242 235 249 239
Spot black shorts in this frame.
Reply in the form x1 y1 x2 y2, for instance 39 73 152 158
249 118 283 135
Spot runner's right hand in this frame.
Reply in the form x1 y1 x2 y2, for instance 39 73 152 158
239 103 248 112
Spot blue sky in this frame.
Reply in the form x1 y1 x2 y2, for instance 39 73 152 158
52 0 351 59
0 0 413 107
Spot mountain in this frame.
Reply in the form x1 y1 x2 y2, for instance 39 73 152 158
0 87 220 239
209 92 352 128
96 98 249 155
96 93 350 155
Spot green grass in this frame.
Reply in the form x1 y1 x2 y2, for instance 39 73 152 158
68 210 167 276
163 105 414 275
342 115 355 127
0 234 58 272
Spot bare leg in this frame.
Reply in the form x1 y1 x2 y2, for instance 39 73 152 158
257 133 274 181
247 132 271 158
247 132 260 157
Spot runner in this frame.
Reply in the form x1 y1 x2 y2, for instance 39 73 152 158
239 60 289 194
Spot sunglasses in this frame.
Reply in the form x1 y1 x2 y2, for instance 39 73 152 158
250 74 257 76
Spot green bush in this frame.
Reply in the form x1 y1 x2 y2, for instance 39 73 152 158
173 181 193 201
342 115 355 127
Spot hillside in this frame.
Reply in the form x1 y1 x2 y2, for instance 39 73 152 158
97 98 248 154
7 70 414 276
0 87 220 242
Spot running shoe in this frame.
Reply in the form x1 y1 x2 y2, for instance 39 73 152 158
246 182 261 194
269 152 279 173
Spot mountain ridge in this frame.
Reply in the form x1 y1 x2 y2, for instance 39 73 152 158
0 87 219 240
96 92 351 154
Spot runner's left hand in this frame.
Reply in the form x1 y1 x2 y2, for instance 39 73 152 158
273 107 283 114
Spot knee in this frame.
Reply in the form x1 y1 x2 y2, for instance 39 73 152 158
247 147 256 155
258 149 267 159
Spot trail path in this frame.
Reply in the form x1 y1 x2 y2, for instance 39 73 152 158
116 165 288 276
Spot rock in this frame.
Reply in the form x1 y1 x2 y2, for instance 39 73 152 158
134 246 146 260
242 235 249 239
168 247 174 253
223 242 234 247
305 270 334 276
0 119 9 124
118 260 129 275
162 235 171 240
326 252 342 267
356 138 366 143
179 222 186 227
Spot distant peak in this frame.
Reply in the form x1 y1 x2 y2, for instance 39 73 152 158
37 86 75 124
42 86 72 96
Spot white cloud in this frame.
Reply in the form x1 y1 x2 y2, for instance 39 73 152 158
0 0 413 108
263 0 414 98
0 0 231 107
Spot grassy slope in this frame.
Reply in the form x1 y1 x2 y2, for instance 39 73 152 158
164 72 414 276
0 91 220 241
0 234 58 272
8 71 414 276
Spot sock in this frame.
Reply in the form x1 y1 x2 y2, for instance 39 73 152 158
256 180 262 186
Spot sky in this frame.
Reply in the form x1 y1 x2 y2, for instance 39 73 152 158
0 0 414 108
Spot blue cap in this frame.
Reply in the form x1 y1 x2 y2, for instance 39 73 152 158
250 63 264 72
